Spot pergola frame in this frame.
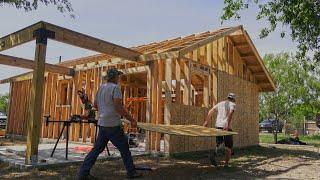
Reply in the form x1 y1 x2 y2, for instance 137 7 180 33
0 21 142 164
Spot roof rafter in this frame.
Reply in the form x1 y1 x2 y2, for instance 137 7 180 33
179 26 243 55
242 30 276 91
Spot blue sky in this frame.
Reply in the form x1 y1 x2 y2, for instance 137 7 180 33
0 0 296 94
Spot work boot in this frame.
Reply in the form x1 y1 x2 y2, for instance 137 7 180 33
77 174 98 180
127 172 143 179
209 150 218 166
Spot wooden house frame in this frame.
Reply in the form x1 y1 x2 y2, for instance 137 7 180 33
0 22 275 163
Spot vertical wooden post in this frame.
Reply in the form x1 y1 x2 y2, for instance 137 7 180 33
150 61 158 151
183 59 191 105
164 58 172 155
26 34 47 164
203 75 209 108
145 64 152 152
156 60 164 151
175 58 181 104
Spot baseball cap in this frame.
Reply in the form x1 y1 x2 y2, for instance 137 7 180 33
104 68 123 80
227 93 236 100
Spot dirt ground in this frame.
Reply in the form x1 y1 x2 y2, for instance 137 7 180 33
0 143 319 180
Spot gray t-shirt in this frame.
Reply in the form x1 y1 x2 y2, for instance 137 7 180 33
95 83 122 127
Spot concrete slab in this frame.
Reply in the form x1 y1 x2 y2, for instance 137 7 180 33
0 142 149 169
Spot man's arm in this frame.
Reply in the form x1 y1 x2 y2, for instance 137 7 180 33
93 99 98 111
224 110 234 130
203 106 216 127
114 98 137 128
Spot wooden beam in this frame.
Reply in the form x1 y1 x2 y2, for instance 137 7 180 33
164 58 172 154
257 83 272 88
183 60 192 105
145 65 152 151
203 76 209 107
138 51 179 61
0 22 43 52
43 22 141 61
179 26 243 55
242 30 276 91
26 37 47 164
247 65 261 69
253 72 265 76
234 42 249 48
175 58 181 104
156 60 164 151
121 65 148 75
0 72 34 84
240 53 255 59
0 54 74 76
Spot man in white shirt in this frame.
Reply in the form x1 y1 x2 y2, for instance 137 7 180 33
203 93 236 167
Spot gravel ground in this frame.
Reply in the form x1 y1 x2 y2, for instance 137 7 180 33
0 143 319 179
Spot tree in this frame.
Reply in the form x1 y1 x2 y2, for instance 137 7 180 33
260 53 320 142
0 0 73 17
222 0 320 61
0 93 9 113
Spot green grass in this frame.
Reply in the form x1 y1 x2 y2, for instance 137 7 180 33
259 133 320 146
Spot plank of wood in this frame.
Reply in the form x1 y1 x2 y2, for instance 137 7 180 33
45 22 141 61
150 61 158 151
155 60 164 151
122 120 237 137
121 66 148 75
242 30 275 91
0 54 74 76
26 41 47 164
0 22 42 52
145 65 152 151
179 26 242 55
164 58 172 154
183 60 191 105
175 58 181 104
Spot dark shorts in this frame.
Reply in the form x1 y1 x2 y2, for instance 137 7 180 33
216 127 233 149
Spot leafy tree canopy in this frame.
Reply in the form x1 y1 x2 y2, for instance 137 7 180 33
0 0 73 17
222 0 320 61
0 93 9 113
260 53 320 127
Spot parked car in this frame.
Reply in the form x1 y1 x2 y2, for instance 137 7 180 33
0 112 7 129
259 119 284 133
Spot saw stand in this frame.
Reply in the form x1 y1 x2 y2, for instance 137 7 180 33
44 115 111 160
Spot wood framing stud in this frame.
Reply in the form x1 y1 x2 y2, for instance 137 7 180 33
164 58 172 154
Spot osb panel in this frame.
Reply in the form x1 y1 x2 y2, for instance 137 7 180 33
169 104 215 153
217 71 259 147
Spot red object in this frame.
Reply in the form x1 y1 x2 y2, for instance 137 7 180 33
73 146 93 153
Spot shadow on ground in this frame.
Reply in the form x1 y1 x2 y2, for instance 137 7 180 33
1 144 319 179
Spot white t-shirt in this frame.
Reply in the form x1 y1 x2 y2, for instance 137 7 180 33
95 83 123 127
214 100 236 128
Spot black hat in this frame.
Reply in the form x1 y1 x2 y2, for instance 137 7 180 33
104 68 123 80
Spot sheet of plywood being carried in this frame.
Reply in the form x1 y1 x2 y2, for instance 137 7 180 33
136 123 237 137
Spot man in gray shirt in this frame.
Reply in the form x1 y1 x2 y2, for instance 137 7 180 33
78 68 141 179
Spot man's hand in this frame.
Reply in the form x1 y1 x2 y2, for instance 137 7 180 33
203 120 209 127
131 120 137 129
223 122 229 130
